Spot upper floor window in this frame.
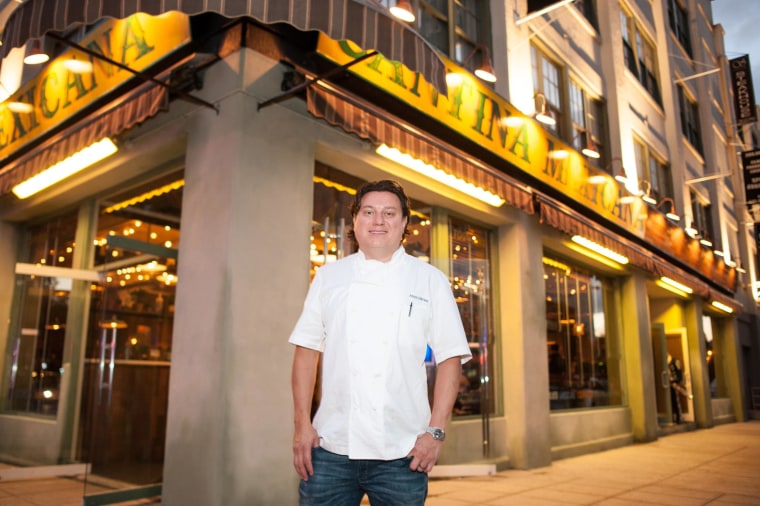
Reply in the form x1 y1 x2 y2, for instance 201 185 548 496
678 85 703 154
634 138 672 203
532 45 563 136
532 45 608 161
381 0 490 70
573 0 599 30
690 190 715 246
668 0 692 56
569 79 607 165
620 8 661 105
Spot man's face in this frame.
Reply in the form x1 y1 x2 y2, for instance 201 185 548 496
353 190 408 262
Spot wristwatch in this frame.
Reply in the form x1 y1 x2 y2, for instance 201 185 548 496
426 426 446 441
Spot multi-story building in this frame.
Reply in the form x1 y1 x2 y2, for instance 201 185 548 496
0 0 756 503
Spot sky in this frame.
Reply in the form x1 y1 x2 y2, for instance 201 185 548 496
711 0 760 88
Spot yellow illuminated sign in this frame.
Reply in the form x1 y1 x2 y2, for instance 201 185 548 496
316 35 647 236
0 12 190 162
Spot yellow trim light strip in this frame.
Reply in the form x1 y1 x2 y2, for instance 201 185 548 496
658 276 693 295
376 143 505 207
711 300 734 314
104 179 185 213
655 279 690 298
570 235 629 265
12 138 118 199
542 257 571 275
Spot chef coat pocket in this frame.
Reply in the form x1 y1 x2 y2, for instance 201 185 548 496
400 297 430 356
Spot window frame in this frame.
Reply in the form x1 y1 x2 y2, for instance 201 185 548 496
668 0 692 57
677 84 704 154
620 7 662 105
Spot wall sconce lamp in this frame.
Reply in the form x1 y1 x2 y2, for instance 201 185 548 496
446 45 497 84
638 180 657 205
603 157 628 184
0 82 34 113
390 0 415 23
575 129 600 159
62 57 94 74
699 234 713 248
684 217 698 238
657 197 680 221
534 92 555 126
23 39 50 65
12 138 118 199
469 45 497 83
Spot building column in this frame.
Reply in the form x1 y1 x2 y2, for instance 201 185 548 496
496 214 551 469
162 50 313 505
684 299 713 427
621 275 659 442
719 317 746 422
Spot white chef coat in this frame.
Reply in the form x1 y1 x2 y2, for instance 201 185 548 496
289 246 471 460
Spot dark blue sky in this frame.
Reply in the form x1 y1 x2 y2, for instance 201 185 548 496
711 0 760 90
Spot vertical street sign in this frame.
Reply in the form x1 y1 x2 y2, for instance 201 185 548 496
743 149 760 206
730 55 758 125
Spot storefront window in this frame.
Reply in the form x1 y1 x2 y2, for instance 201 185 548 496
308 167 493 418
704 315 720 398
4 211 79 415
544 255 620 409
449 217 492 417
311 164 432 278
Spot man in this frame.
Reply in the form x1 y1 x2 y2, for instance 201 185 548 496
290 180 471 505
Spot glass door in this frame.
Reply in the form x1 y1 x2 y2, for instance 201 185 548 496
79 175 183 500
651 323 673 425
80 236 177 496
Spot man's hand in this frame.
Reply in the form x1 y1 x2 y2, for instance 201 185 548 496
407 433 443 474
292 424 320 480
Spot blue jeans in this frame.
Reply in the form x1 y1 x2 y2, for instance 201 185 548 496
299 446 428 506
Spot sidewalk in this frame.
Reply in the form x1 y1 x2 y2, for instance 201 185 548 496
1 421 758 505
426 421 760 505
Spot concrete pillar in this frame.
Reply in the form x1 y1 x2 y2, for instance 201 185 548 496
684 299 713 427
0 221 19 360
162 50 313 505
496 213 551 469
720 317 746 422
621 275 659 442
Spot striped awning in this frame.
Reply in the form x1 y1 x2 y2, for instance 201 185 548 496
0 0 448 94
307 82 535 214
537 194 740 309
0 84 168 196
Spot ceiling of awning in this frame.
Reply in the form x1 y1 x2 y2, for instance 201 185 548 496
0 83 168 196
0 0 448 95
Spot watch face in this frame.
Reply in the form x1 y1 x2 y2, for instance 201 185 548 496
428 428 445 440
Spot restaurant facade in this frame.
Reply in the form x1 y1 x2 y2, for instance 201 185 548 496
0 0 756 504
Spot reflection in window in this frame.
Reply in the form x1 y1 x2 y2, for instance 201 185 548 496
544 255 621 409
532 45 563 135
620 8 661 104
449 217 492 417
4 211 79 416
